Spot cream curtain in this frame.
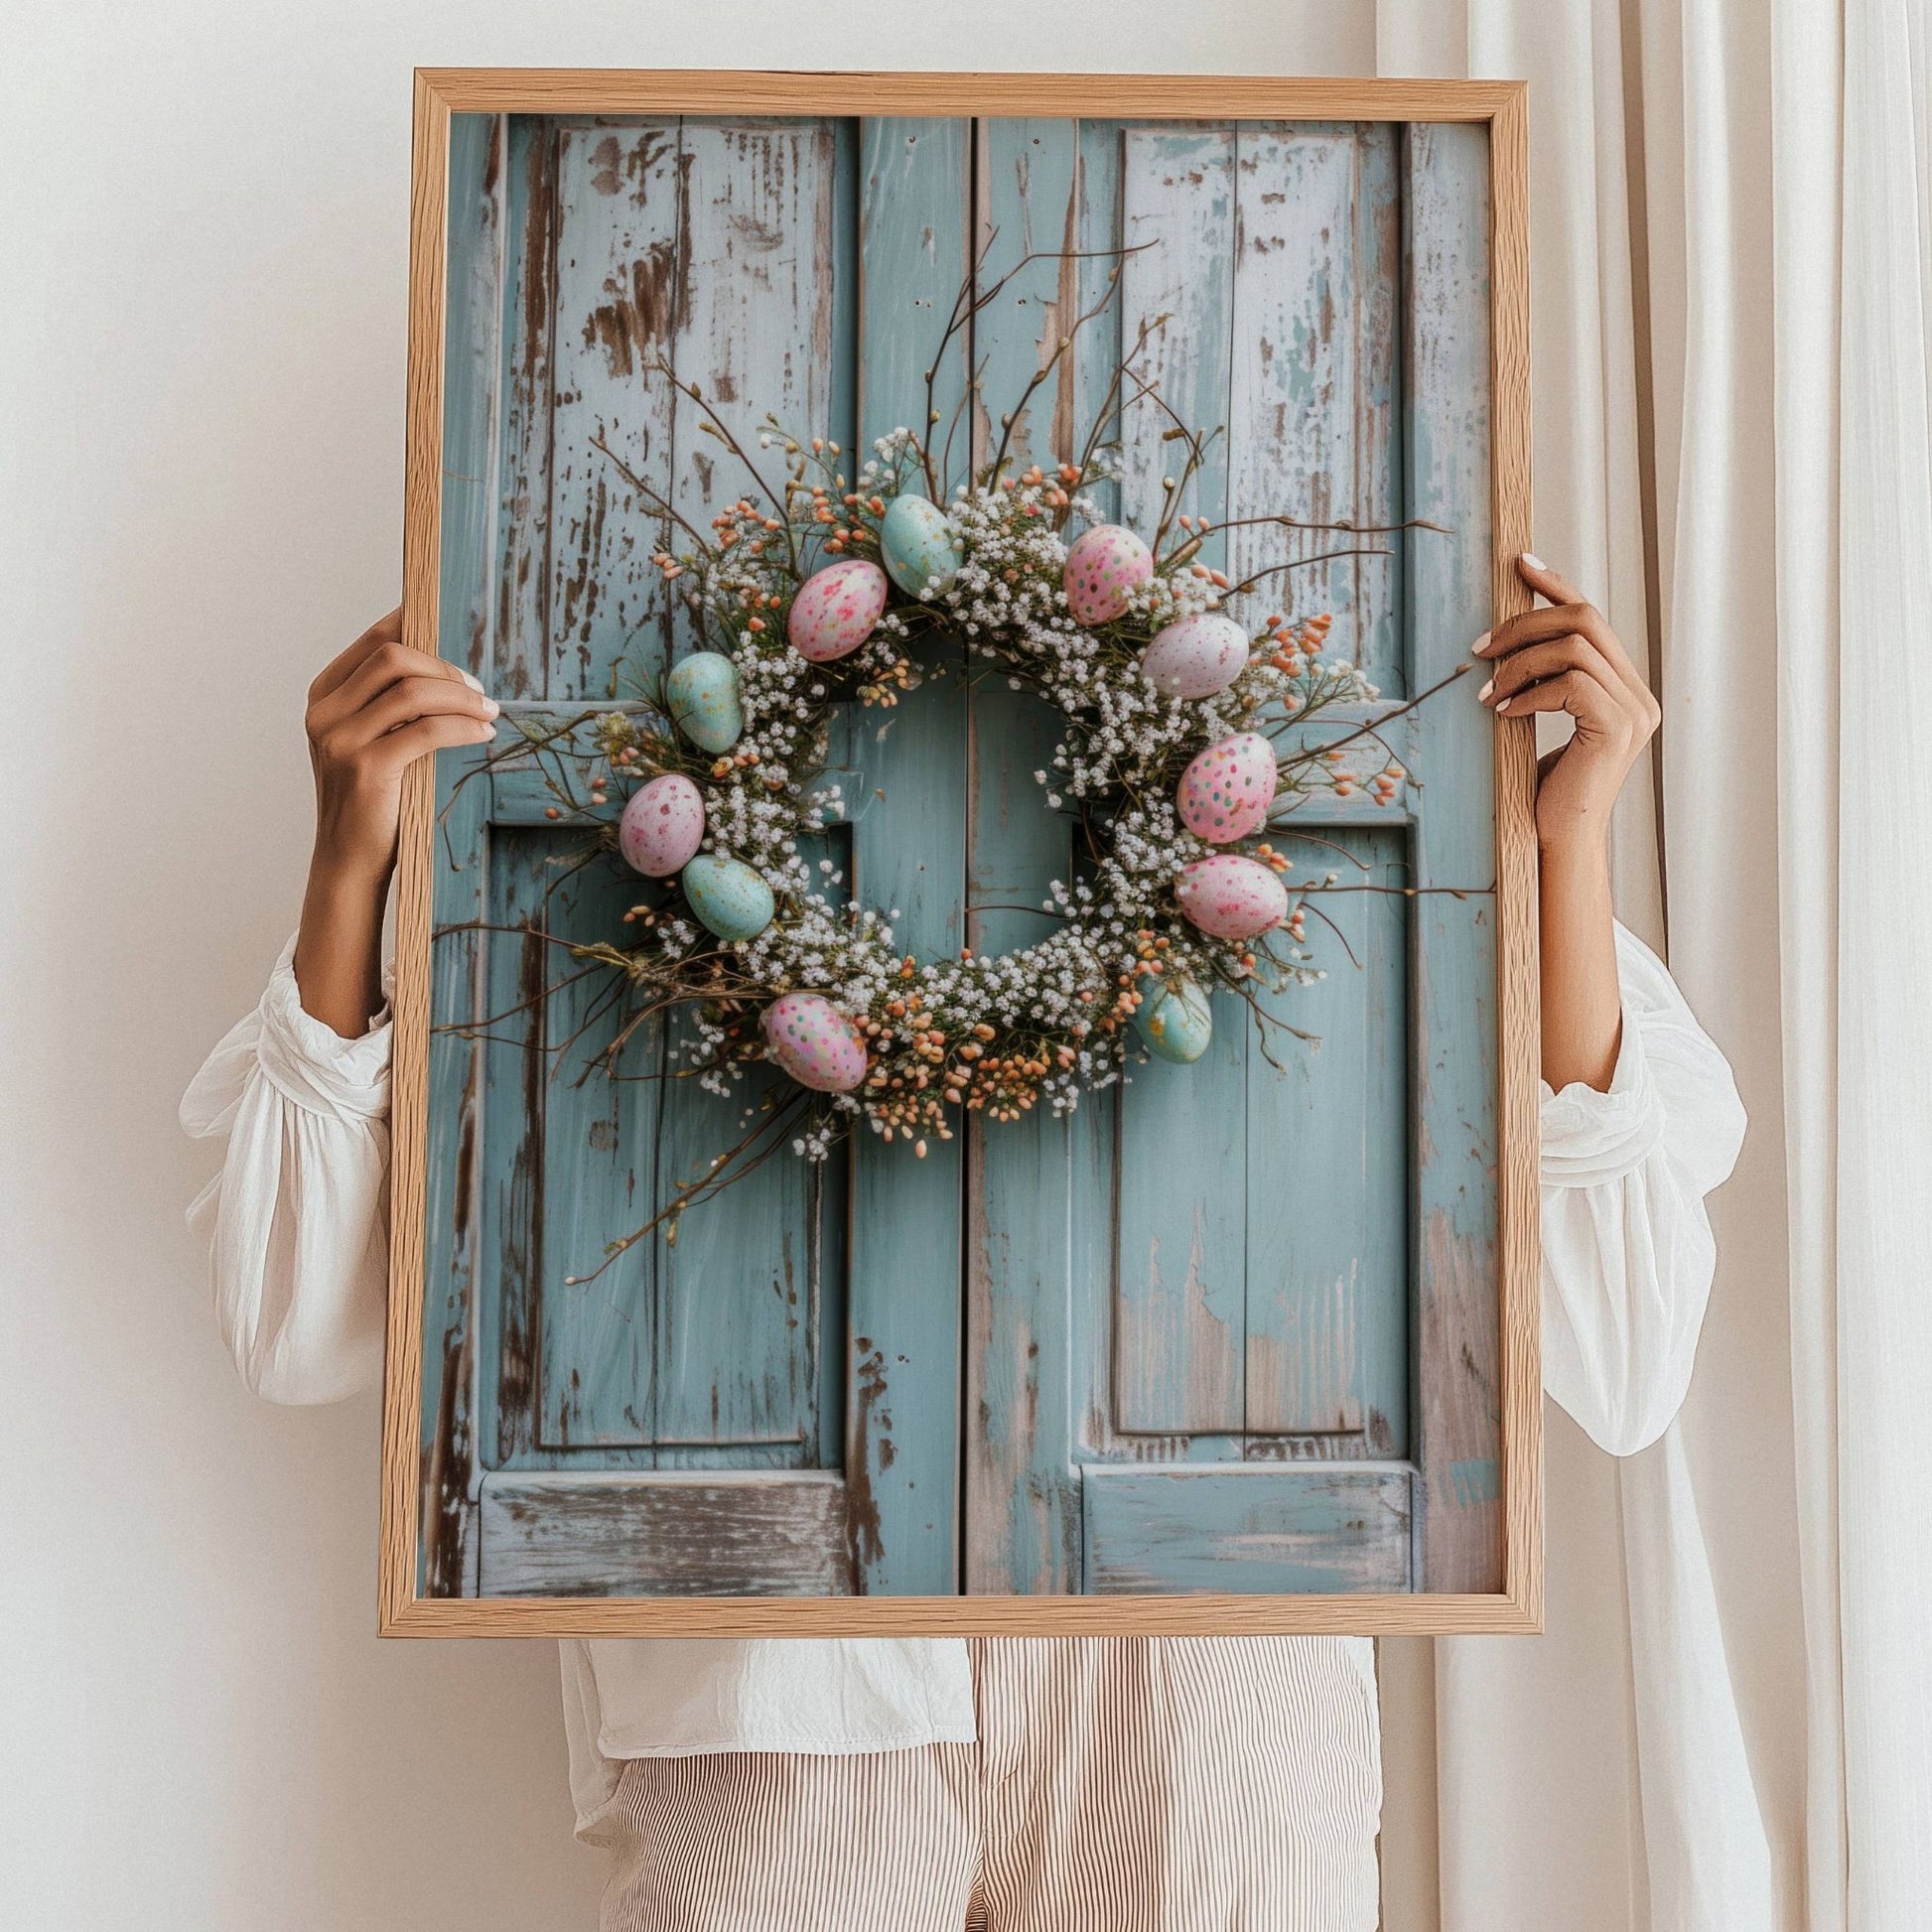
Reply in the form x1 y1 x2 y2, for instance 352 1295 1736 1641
1375 2 1932 1928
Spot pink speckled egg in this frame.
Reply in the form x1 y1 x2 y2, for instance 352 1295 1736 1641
618 773 705 878
786 559 890 663
1176 732 1277 844
1140 612 1250 699
761 993 869 1093
1174 854 1290 941
1062 523 1154 626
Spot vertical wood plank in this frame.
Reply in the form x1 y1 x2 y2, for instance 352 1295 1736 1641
1108 124 1247 1437
543 123 681 701
849 115 973 1591
532 853 659 1449
1406 122 1503 1592
1227 126 1363 660
1111 1011 1248 1435
1353 123 1407 695
419 112 504 1592
652 120 842 1452
480 842 545 1470
966 116 1091 1592
1116 127 1236 552
491 118 558 699
1242 824 1408 1444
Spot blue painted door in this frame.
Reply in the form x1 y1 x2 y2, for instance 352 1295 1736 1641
420 113 1501 1599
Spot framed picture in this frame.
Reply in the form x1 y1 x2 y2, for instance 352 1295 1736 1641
380 69 1539 1637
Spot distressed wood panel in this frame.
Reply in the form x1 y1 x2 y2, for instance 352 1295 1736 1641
1405 123 1504 1592
1083 1467 1412 1593
481 1473 855 1594
650 121 844 1450
418 112 505 1594
845 116 974 1593
1116 125 1236 548
964 117 1098 1595
1226 125 1403 685
966 120 1426 1599
544 122 679 700
417 106 1508 1608
518 838 660 1449
1242 827 1408 1440
430 118 920 1589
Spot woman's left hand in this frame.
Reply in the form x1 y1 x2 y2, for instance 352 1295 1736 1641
1475 555 1660 854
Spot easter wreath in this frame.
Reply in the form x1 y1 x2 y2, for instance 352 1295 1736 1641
466 272 1458 1253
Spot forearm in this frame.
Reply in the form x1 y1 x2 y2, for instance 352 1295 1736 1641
1538 830 1621 1092
293 853 390 1037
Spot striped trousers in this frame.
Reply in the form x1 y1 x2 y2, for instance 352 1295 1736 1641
591 1637 1382 1931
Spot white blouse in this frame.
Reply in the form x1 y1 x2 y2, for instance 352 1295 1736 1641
180 921 1744 1831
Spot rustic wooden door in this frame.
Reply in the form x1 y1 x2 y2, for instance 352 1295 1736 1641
418 111 1501 1600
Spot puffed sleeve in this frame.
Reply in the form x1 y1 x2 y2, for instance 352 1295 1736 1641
1538 922 1746 1455
180 936 393 1405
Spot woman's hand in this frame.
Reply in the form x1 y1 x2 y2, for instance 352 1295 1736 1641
293 610 497 1036
1476 557 1656 1092
1474 556 1660 854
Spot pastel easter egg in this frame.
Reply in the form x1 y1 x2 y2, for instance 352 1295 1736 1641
1139 612 1250 700
1131 976 1214 1064
665 652 743 754
1174 854 1290 941
681 853 774 943
761 992 869 1093
1176 732 1277 844
787 559 890 663
880 494 963 599
1062 523 1154 626
618 773 706 878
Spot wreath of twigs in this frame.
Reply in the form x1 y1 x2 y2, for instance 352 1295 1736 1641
441 246 1467 1263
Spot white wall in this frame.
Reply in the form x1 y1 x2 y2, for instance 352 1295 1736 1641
0 7 1442 1930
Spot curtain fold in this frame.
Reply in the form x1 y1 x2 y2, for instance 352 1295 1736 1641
1835 5 1932 1923
1376 1 1932 1926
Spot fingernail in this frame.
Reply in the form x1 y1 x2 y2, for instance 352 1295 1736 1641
1471 629 1491 656
483 696 500 717
1477 679 1494 702
460 669 484 692
1494 696 1511 714
1520 553 1545 573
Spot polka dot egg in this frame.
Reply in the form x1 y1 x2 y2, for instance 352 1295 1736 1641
1176 732 1277 843
618 773 705 878
1062 523 1153 626
1174 854 1289 941
1139 612 1250 700
762 992 869 1093
787 559 889 663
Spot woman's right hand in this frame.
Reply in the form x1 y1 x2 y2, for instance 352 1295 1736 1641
294 609 497 1036
305 608 498 882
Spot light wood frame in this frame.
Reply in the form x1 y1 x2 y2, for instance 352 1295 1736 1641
380 69 1539 1638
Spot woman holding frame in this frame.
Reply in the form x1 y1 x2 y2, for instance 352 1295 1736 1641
182 554 1741 1929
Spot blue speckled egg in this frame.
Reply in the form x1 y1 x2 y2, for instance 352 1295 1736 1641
681 853 774 942
665 652 743 754
880 493 964 598
1132 976 1214 1064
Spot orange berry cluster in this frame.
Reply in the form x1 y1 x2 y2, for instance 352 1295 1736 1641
1263 610 1333 671
995 462 1080 515
860 974 954 1152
